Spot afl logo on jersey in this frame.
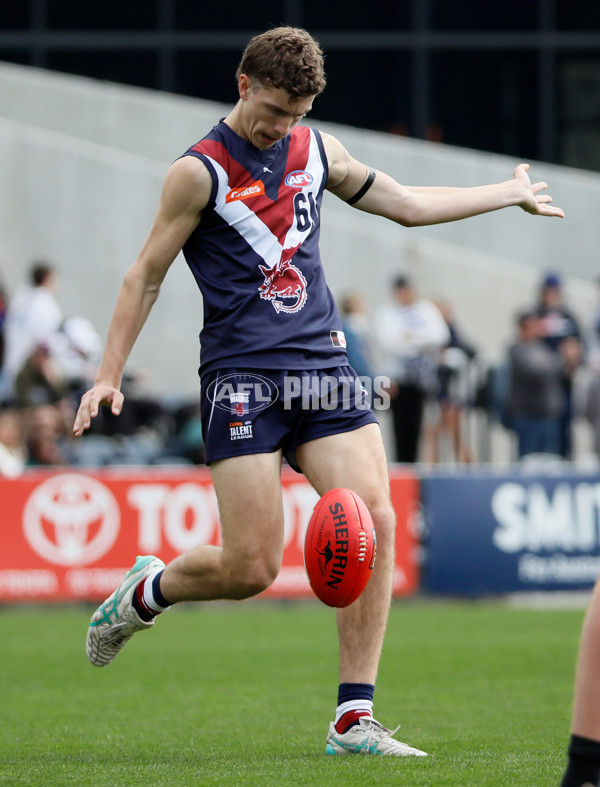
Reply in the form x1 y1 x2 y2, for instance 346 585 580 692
285 170 313 188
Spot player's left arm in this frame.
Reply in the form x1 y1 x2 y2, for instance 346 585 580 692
321 132 565 226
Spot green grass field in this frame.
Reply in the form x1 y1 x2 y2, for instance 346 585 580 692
0 598 585 786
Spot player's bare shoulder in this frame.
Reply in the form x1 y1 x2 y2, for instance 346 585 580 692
320 132 350 191
161 155 213 218
320 131 373 203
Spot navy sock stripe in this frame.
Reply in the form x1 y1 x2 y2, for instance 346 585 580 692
337 682 375 706
152 570 172 608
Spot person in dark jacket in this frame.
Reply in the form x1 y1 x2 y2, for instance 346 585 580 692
508 309 580 458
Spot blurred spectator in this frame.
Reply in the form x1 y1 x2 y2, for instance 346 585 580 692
0 407 27 477
14 342 68 408
339 291 379 399
584 372 600 458
375 275 449 462
535 272 581 350
583 277 600 458
423 298 478 463
2 261 63 397
166 402 206 465
0 275 7 369
25 404 70 466
89 369 165 438
51 316 103 393
586 276 600 366
533 272 582 457
507 310 581 459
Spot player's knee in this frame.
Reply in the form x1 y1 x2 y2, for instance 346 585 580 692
226 557 280 600
368 500 396 555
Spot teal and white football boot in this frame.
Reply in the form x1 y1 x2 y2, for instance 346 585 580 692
326 716 427 757
86 555 165 667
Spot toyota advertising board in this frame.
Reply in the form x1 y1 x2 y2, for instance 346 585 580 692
423 471 600 595
0 467 419 602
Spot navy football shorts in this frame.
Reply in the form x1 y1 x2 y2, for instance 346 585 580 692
199 366 378 472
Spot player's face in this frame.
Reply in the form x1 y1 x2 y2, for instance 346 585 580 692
238 76 314 149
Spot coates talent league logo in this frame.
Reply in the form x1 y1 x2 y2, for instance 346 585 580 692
23 473 120 566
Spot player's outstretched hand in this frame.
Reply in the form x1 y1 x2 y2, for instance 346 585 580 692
73 385 124 437
514 163 565 218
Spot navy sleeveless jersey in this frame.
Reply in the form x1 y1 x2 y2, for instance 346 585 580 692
181 121 348 376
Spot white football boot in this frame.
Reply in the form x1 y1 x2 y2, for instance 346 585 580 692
326 716 428 756
86 555 165 667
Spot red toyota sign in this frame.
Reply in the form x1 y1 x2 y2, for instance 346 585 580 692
0 467 419 602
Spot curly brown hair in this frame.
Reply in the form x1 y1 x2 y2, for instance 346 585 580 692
235 26 326 99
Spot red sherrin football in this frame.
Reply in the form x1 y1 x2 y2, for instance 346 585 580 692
304 488 377 608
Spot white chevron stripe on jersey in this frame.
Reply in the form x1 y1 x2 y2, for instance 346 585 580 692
204 130 326 271
208 157 282 269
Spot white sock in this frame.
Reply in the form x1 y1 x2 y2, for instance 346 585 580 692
334 699 374 723
141 568 171 614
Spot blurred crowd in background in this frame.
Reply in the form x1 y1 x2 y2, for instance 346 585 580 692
0 261 205 476
1 259 600 477
346 270 600 466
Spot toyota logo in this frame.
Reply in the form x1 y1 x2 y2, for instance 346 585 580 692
23 473 120 566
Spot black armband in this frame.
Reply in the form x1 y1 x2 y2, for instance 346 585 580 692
346 168 376 205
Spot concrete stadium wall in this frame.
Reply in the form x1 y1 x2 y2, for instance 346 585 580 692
0 61 598 397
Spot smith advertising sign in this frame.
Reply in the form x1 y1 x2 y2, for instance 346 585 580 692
423 472 600 594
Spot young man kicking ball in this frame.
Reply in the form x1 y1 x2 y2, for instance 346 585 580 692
73 26 564 758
